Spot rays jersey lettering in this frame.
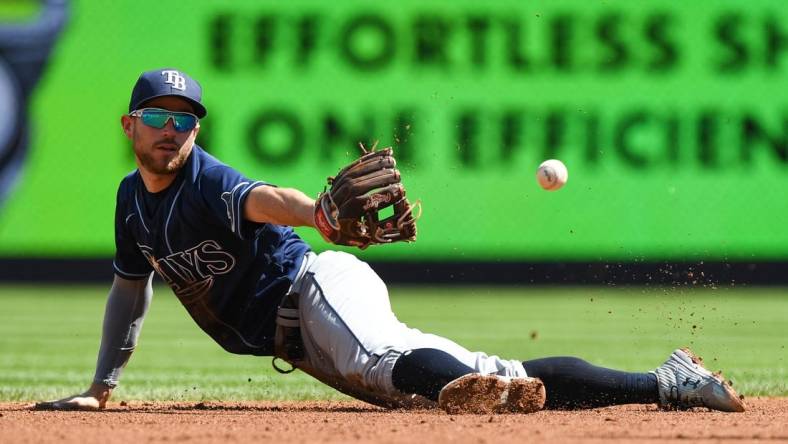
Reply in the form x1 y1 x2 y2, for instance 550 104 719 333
112 145 311 355
138 240 236 299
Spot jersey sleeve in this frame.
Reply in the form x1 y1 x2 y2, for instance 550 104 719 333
198 165 268 240
113 183 154 280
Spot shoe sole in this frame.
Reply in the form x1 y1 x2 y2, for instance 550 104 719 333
438 374 546 415
678 348 746 412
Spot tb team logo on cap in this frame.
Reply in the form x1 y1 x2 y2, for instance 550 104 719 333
129 68 207 118
161 70 186 91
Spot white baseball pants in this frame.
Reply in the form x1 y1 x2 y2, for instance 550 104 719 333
284 251 527 408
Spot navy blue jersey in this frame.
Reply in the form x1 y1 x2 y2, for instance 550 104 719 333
113 145 311 356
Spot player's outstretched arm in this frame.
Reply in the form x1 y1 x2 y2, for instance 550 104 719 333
242 147 417 248
34 274 154 411
244 185 317 227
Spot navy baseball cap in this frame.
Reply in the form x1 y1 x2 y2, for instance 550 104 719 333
128 68 207 118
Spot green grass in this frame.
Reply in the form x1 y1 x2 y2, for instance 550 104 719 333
0 285 785 402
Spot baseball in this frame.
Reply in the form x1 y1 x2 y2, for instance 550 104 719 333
536 159 568 191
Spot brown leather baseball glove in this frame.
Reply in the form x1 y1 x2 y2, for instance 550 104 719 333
314 144 418 249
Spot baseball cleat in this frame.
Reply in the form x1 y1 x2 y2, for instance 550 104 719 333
650 348 745 412
438 373 546 414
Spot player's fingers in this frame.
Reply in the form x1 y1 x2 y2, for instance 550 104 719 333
34 396 101 411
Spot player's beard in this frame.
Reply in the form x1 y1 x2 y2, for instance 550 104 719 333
134 138 192 175
137 144 191 175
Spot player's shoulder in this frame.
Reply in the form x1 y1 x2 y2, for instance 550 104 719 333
192 145 254 184
115 169 141 203
193 145 235 175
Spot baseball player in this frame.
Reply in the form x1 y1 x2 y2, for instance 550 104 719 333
36 68 745 414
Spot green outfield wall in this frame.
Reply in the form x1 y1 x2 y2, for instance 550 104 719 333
1 0 787 261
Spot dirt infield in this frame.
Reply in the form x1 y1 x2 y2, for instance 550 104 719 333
2 398 786 444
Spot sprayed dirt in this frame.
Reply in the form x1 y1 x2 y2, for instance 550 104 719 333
2 398 787 444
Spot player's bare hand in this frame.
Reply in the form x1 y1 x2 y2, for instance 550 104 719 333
34 382 112 411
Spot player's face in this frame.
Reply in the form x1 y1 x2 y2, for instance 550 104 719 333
121 96 200 176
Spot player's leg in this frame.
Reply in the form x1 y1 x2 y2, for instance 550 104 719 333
289 251 437 408
382 320 745 412
390 348 744 412
521 356 658 409
391 349 655 411
389 342 744 411
288 252 742 413
521 349 744 411
296 252 543 412
390 348 473 401
289 251 542 412
389 347 545 414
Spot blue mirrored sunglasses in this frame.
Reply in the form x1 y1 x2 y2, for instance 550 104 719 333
129 108 199 133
